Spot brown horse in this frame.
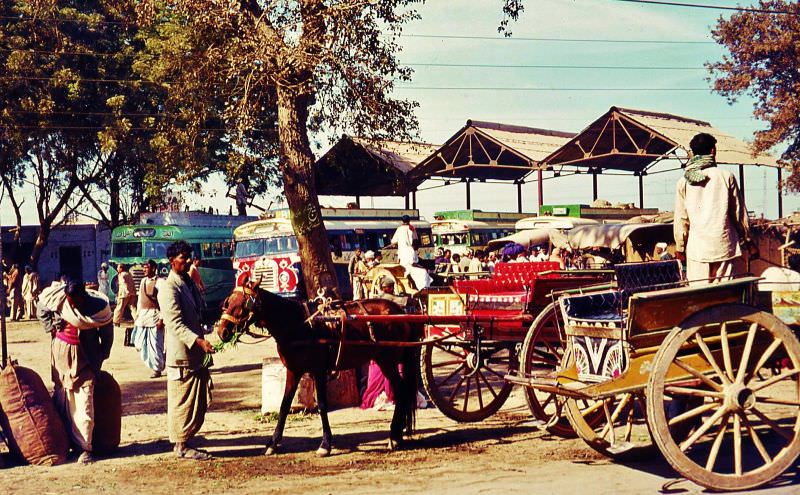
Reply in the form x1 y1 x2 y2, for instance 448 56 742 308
216 279 423 456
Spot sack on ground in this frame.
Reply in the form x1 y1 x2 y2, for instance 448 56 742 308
92 371 122 455
0 362 69 466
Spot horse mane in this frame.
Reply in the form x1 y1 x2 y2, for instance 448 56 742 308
254 287 310 338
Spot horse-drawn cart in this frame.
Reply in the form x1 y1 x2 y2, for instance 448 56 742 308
506 259 800 491
419 261 612 422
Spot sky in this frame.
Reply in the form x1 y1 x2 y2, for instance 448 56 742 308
1 0 795 225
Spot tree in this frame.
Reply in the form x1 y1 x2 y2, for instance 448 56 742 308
708 1 800 190
149 0 422 297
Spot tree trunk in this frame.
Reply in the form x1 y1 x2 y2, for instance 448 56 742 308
29 223 51 272
276 86 339 298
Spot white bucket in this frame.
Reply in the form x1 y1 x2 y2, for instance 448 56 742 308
261 358 316 414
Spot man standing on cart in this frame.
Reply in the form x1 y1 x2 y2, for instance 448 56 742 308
674 132 752 284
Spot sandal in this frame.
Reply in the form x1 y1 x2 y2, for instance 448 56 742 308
175 447 213 460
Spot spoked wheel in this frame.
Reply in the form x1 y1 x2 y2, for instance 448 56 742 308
562 347 656 459
520 302 576 438
421 339 514 422
646 305 800 491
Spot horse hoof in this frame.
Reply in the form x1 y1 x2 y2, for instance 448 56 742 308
265 446 278 456
316 447 331 457
387 438 398 451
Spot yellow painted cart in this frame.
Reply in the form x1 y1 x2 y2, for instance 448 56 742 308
508 260 800 491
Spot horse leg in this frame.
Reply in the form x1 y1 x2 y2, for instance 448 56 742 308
265 369 299 456
313 373 333 457
375 357 406 451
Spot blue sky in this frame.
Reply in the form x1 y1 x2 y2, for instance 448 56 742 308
1 0 794 224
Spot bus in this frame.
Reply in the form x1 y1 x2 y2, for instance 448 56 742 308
431 210 533 255
232 208 435 299
107 216 246 309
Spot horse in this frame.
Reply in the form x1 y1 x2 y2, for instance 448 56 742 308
215 278 423 457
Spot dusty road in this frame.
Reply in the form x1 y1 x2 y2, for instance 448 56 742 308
1 320 797 494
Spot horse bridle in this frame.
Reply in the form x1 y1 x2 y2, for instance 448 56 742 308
220 285 261 333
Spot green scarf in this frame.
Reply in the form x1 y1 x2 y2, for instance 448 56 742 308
684 154 715 184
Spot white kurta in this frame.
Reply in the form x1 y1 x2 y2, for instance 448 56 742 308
674 167 749 263
391 224 418 266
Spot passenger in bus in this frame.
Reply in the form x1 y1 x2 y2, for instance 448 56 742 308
468 250 483 279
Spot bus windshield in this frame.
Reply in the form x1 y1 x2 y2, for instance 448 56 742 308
264 235 298 255
235 239 265 258
439 233 468 246
143 241 173 260
112 241 142 258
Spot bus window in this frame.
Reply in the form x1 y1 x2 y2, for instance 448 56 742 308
112 241 142 258
143 241 172 259
234 239 265 258
191 243 202 259
329 235 342 258
377 231 392 248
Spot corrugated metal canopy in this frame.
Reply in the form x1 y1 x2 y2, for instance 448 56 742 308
314 136 438 196
411 120 575 181
543 106 778 172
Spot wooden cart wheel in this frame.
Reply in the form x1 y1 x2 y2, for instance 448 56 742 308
646 304 800 491
520 301 576 438
562 345 656 459
421 339 514 422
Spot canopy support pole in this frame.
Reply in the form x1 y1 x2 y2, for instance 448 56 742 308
465 180 471 209
592 170 599 201
739 164 746 202
537 169 544 209
778 167 783 218
638 173 644 209
404 193 409 209
517 181 523 213
355 195 361 208
412 190 417 210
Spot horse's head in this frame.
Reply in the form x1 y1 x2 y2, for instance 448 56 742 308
217 275 262 342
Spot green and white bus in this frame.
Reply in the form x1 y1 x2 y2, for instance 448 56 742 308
431 210 532 255
107 220 241 309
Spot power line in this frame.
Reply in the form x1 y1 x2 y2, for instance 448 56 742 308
397 86 711 91
406 62 702 70
611 0 800 15
401 33 714 44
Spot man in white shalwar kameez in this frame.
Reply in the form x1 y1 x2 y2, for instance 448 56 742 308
674 132 751 285
390 215 432 290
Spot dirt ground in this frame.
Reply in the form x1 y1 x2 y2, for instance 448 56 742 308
1 319 798 495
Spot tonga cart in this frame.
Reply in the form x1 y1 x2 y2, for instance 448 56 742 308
508 259 800 491
419 261 612 422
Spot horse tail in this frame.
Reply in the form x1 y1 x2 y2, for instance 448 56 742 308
399 323 422 436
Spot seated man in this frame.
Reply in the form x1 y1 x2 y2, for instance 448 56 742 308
376 277 408 307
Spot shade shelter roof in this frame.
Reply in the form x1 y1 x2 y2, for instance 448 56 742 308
411 120 575 181
542 106 778 172
314 136 438 196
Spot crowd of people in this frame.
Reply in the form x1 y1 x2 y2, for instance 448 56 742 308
1 260 41 321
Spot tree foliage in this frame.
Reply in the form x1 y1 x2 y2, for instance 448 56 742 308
709 1 800 190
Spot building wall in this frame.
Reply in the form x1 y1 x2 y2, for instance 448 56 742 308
1 223 111 285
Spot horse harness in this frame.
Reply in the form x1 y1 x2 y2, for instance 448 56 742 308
307 297 379 369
